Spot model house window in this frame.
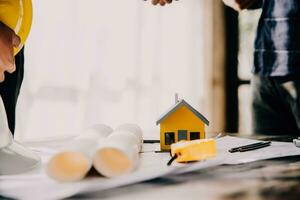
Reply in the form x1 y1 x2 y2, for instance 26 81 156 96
165 132 175 145
178 130 187 141
190 132 200 140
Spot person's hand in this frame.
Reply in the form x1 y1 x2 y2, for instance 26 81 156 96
151 0 173 6
0 22 20 82
222 0 257 11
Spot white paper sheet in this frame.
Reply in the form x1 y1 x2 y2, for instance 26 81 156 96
174 136 300 174
0 144 177 200
1 136 300 200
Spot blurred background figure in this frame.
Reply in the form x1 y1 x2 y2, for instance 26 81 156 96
224 0 300 136
151 0 173 6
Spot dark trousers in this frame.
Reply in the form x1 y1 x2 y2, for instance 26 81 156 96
251 75 300 135
0 48 24 135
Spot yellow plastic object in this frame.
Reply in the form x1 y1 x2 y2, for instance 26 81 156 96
171 138 217 163
0 0 33 55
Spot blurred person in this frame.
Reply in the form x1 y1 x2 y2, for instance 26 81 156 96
0 0 31 135
149 0 300 135
151 0 173 6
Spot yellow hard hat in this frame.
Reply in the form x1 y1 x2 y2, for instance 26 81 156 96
0 0 33 55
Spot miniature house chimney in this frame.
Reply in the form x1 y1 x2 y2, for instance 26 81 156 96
175 93 179 104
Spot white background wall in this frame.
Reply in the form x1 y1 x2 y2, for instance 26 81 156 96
15 0 209 141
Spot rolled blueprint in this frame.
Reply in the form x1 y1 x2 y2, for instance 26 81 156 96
93 124 143 178
115 123 143 151
46 124 113 182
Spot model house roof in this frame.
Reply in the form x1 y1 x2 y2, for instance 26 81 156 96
156 99 209 126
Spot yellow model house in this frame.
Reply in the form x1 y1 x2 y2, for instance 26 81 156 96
156 97 209 151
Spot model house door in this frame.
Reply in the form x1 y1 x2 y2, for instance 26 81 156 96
178 130 187 141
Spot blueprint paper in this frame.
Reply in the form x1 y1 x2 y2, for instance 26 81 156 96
176 136 300 174
1 136 300 200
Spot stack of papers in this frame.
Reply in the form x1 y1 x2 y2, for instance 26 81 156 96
1 136 300 200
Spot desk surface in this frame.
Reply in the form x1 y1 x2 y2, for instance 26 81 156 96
71 134 300 200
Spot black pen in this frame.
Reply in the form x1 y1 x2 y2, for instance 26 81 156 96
229 141 271 153
229 142 269 152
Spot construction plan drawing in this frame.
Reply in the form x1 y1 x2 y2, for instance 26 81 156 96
1 136 300 200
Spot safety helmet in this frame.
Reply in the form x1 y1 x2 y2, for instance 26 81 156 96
0 0 32 55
